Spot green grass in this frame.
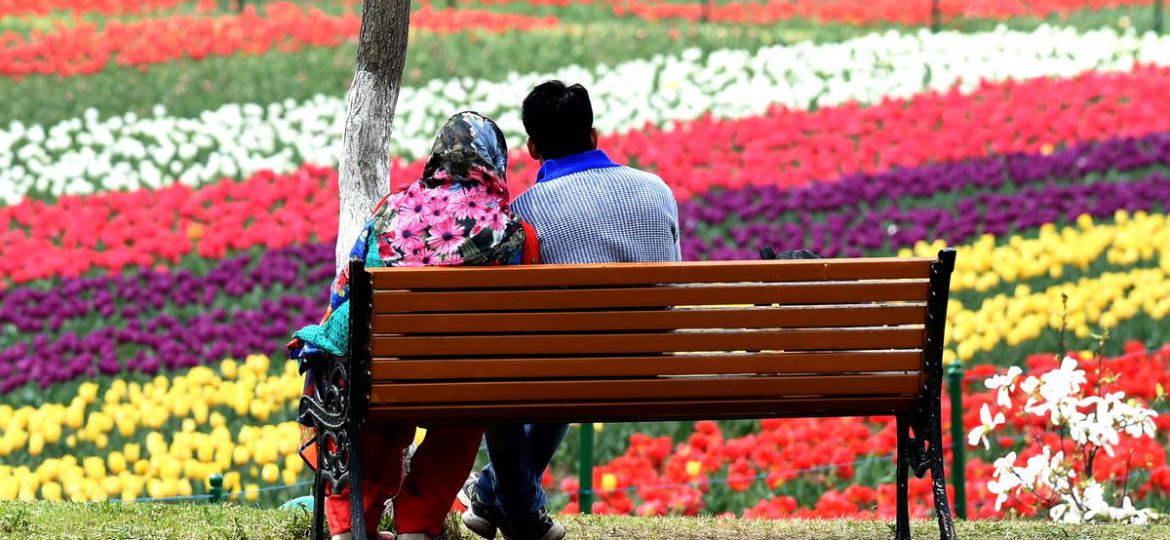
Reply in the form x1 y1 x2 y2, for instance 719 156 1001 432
2 502 1169 540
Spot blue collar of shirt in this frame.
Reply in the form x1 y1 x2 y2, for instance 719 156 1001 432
535 149 621 183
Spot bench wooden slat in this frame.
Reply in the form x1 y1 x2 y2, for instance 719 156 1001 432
371 326 924 357
369 258 933 289
370 350 923 380
372 281 929 313
367 396 919 423
372 304 927 334
371 373 919 404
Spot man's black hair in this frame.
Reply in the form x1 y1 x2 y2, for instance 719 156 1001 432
522 80 594 160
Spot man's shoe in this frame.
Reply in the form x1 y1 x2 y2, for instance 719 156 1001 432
499 508 565 540
460 478 502 539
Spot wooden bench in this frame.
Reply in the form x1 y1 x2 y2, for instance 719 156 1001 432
299 251 958 540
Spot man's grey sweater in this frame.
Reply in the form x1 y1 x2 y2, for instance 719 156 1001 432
512 165 681 264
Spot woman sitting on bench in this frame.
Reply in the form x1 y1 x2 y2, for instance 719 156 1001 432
288 111 539 540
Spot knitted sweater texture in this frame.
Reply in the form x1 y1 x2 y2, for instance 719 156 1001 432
511 165 682 264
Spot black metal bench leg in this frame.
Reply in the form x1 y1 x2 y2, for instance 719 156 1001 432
895 414 911 540
928 414 957 540
311 466 327 540
348 426 368 540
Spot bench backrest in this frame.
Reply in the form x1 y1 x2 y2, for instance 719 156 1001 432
346 254 954 425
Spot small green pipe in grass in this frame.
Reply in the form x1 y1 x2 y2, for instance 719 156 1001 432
579 423 594 515
947 362 967 520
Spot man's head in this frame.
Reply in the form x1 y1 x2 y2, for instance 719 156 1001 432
522 80 598 162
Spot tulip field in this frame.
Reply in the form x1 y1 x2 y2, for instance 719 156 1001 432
3 0 1170 528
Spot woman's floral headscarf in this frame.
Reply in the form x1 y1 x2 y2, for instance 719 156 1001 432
292 111 525 361
371 111 524 267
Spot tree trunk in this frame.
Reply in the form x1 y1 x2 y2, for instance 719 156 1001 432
335 0 412 273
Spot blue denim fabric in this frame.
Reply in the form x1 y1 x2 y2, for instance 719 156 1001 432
476 423 570 520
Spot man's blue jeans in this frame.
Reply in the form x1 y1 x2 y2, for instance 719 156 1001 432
476 423 569 521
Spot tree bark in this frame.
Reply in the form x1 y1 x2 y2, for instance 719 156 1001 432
336 0 412 273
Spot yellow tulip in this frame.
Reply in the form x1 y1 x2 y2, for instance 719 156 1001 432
284 454 304 475
41 422 62 445
244 483 260 502
0 477 18 500
147 479 164 499
78 383 99 404
118 420 135 437
233 446 250 466
40 482 62 502
83 457 106 479
192 401 209 425
122 443 141 463
261 464 279 484
27 432 44 457
249 400 270 421
101 476 122 497
161 458 182 481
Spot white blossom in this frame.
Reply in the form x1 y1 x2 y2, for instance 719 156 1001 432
978 357 1162 523
966 402 1006 450
985 365 1023 408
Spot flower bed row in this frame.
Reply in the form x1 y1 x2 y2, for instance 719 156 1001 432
1 23 798 129
0 243 332 337
0 3 558 79
682 132 1170 261
0 294 319 393
6 343 1165 515
440 0 1154 27
6 26 1166 203
8 60 1170 284
5 201 1167 390
0 0 211 18
948 265 1170 362
610 0 1153 26
0 165 339 283
0 356 306 504
10 55 1170 210
3 132 1167 292
557 345 1170 519
613 64 1170 201
0 243 332 391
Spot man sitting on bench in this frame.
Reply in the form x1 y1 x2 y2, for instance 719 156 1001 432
459 80 682 540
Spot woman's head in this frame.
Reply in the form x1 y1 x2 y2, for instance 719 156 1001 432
422 111 509 187
370 111 524 268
